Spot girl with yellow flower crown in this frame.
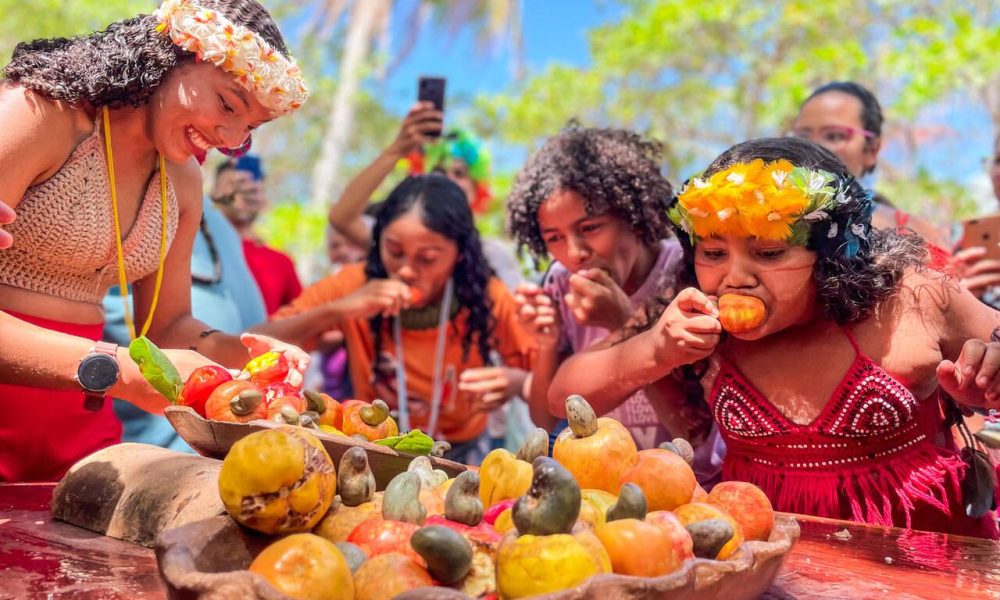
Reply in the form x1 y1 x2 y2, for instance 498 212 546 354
0 0 310 482
552 137 1000 538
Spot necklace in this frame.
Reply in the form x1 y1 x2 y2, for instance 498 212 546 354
103 106 169 341
393 278 454 436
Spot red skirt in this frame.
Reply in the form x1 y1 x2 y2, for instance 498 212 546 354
0 311 122 482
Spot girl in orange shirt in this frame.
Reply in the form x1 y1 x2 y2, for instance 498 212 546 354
271 175 534 463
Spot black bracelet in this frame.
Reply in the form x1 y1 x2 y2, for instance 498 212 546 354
189 329 222 351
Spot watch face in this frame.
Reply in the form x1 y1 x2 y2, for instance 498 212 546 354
79 354 120 392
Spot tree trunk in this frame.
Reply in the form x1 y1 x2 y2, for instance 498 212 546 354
309 0 386 213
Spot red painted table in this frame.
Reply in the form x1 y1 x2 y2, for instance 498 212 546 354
0 483 997 599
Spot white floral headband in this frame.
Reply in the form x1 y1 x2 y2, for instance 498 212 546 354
154 0 308 116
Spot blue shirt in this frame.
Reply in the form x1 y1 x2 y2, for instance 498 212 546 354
103 198 267 452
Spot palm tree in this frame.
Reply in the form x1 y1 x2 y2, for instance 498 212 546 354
306 0 522 214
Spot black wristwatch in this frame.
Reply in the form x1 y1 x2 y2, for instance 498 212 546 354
77 341 120 411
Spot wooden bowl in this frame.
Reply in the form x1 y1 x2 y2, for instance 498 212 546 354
165 406 466 490
156 514 800 600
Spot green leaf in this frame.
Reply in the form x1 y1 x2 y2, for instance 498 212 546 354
128 336 182 403
374 429 435 455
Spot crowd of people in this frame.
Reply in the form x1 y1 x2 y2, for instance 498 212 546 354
1 0 999 540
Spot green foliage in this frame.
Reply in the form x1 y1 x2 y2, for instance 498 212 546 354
474 0 1000 224
0 0 139 57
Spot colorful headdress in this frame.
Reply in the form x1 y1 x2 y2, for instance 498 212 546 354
403 129 493 213
154 0 308 116
669 159 857 247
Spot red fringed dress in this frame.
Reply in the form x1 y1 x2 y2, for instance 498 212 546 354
710 329 998 538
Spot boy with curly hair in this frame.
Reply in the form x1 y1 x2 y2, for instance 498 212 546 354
508 124 723 483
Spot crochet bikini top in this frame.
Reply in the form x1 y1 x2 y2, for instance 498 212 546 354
709 327 967 529
0 116 178 305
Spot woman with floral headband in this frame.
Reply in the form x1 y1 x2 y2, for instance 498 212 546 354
0 0 309 482
552 137 999 537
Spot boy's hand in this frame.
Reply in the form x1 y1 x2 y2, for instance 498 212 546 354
514 283 560 348
564 268 632 330
938 339 1000 410
652 287 722 367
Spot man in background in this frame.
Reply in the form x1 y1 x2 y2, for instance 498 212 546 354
217 155 303 315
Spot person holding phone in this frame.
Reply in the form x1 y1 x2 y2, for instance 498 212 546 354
952 134 1000 305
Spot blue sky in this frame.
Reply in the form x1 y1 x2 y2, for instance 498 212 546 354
377 1 621 112
331 1 997 210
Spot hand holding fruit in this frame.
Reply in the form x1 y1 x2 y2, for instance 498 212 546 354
337 278 415 320
651 287 722 367
564 268 633 331
115 341 224 414
240 333 309 389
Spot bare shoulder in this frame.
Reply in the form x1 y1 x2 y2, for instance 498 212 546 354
164 157 204 216
0 83 93 192
892 268 957 316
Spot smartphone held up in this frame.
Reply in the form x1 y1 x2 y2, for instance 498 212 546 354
418 76 446 139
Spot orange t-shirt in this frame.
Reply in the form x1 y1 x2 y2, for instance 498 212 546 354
275 263 535 442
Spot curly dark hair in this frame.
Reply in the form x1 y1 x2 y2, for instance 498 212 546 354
669 137 926 325
365 175 496 376
506 123 675 260
3 0 288 109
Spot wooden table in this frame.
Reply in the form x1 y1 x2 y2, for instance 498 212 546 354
1 483 997 599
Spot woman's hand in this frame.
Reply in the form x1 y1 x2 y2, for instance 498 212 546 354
651 287 722 368
0 199 15 249
112 347 223 414
337 279 414 321
514 283 561 348
951 247 1000 299
387 102 444 158
564 268 633 330
938 338 1000 410
240 333 311 389
460 366 525 412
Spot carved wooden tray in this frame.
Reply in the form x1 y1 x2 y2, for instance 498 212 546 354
164 406 466 490
156 514 800 600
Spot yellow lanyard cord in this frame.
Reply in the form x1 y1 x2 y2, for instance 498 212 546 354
103 106 169 341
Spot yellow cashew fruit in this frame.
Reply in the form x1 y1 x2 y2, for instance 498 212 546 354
219 426 336 534
478 448 533 509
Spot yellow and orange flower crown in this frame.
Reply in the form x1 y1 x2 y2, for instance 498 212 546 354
668 159 841 245
154 0 308 116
